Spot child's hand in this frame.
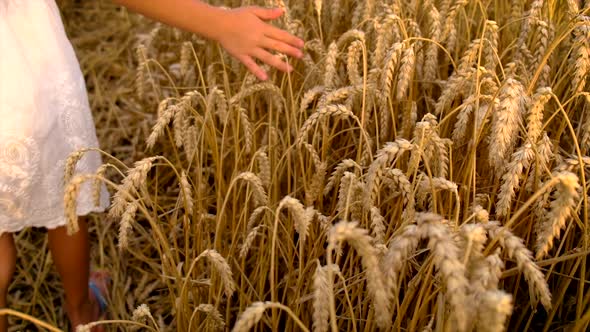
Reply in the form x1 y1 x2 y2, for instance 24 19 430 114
215 7 304 81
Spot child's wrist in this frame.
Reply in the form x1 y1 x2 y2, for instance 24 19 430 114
198 5 232 43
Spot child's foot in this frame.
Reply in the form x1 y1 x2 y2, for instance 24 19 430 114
87 271 110 332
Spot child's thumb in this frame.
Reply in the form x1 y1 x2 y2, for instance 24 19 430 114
252 7 284 20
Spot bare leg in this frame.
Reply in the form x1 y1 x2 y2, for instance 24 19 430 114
0 233 16 332
47 217 104 331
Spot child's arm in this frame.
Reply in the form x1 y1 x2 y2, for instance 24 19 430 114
112 0 304 80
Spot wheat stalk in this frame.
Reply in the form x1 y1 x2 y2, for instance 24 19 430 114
526 87 552 143
470 249 504 292
92 163 109 208
441 0 468 50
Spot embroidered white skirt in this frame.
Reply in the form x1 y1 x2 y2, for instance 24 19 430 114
0 0 110 233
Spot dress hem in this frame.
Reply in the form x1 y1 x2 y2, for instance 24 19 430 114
0 204 109 234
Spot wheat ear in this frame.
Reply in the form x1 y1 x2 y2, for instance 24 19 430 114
297 104 359 145
489 78 526 175
476 291 513 332
277 196 313 245
324 159 360 195
235 172 269 207
196 249 236 297
240 225 267 259
417 213 470 331
365 139 413 207
535 172 580 259
195 304 226 330
486 222 552 309
109 157 158 218
328 221 391 329
64 174 95 235
118 201 139 250
571 20 590 95
312 262 331 332
382 224 421 308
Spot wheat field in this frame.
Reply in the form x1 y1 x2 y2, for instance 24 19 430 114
3 0 590 331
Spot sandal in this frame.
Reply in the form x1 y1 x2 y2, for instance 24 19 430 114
88 271 111 324
88 280 108 316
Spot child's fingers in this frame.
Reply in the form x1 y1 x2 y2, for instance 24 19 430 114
265 26 304 48
253 48 293 73
261 38 303 59
251 7 283 20
239 54 268 81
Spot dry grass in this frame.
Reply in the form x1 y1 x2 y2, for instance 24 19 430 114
5 0 590 331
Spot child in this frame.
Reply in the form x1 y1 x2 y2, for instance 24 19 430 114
0 1 304 331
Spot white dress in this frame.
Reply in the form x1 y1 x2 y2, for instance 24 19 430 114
0 0 110 233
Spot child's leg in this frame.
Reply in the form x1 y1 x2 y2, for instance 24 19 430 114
0 233 17 332
47 217 102 330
